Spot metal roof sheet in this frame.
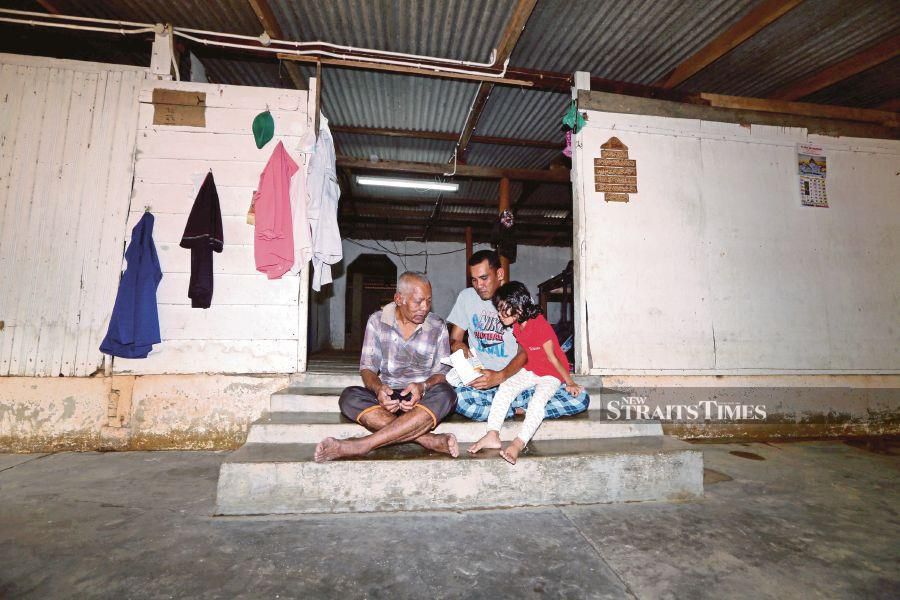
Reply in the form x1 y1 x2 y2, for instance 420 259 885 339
802 55 900 108
510 0 760 84
679 0 900 97
269 0 513 62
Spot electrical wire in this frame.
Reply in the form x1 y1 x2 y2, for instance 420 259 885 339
345 239 467 257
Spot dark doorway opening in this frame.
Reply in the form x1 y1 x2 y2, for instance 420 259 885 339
344 254 397 352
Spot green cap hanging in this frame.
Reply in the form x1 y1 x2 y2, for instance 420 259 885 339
252 110 275 149
562 100 586 134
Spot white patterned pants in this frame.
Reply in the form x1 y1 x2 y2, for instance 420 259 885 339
486 368 562 444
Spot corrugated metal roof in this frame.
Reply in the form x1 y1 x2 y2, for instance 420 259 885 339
476 86 569 139
270 0 513 62
201 56 291 88
55 0 263 35
2 0 894 242
522 183 572 205
800 55 900 108
465 142 560 170
510 0 760 84
318 68 479 132
334 132 455 163
679 0 900 97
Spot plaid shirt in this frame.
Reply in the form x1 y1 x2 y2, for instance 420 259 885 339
359 303 451 388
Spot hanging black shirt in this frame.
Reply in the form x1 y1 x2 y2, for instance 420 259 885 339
180 171 224 308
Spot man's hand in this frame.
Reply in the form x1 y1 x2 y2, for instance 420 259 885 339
398 382 425 412
450 341 472 358
469 369 504 390
376 384 400 413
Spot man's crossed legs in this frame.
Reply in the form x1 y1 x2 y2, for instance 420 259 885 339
455 384 590 421
314 383 459 462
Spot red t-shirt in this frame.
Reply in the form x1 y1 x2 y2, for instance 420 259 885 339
513 314 569 381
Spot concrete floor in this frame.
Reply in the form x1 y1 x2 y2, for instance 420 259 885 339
1 440 898 599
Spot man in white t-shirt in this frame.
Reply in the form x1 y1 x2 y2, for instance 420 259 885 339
447 250 589 421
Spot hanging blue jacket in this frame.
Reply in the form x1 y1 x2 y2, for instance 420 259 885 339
100 212 163 358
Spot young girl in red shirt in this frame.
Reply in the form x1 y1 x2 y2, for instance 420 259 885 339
468 281 583 464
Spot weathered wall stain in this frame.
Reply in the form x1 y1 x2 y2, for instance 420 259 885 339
1 375 897 452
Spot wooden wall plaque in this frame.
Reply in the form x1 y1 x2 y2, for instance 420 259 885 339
594 137 636 202
152 88 206 127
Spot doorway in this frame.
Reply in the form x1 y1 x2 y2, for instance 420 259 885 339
344 254 397 352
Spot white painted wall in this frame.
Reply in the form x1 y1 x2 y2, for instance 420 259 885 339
0 54 147 376
114 79 315 374
575 110 900 374
315 240 573 351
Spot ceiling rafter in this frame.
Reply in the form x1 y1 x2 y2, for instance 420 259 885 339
36 1 60 14
331 125 562 149
337 156 570 183
658 0 805 89
247 0 307 90
769 34 900 101
454 0 538 163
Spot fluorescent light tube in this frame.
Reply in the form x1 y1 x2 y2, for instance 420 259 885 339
356 176 458 192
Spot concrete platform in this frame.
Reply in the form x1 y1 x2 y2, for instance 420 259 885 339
246 410 663 444
215 436 703 515
270 384 617 412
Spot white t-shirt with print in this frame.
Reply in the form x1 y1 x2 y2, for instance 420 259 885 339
446 287 518 372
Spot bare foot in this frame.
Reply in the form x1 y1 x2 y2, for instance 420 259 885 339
500 438 526 465
418 433 459 457
314 437 363 463
468 430 502 454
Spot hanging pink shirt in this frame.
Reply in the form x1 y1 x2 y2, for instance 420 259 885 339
254 141 298 279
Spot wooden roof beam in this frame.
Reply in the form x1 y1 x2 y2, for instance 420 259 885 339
331 125 562 149
35 1 60 13
337 156 570 182
350 196 571 210
658 0 804 89
455 0 538 162
770 34 900 101
877 98 900 113
247 0 307 90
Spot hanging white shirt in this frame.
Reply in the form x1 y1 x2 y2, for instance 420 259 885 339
306 114 342 291
288 127 315 275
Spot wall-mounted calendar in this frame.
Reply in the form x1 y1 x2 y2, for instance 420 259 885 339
798 144 828 208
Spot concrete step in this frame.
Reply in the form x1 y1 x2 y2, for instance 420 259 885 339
287 373 610 392
215 436 704 514
270 384 617 413
290 372 362 388
246 410 662 444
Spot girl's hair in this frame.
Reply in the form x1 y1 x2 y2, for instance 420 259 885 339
492 281 542 323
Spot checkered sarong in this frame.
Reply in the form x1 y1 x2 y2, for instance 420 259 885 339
454 382 589 421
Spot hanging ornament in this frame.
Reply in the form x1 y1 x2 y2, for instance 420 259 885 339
561 99 586 134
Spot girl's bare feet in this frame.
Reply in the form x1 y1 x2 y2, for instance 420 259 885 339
468 430 501 454
500 438 526 465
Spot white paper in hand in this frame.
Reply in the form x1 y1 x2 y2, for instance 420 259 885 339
442 349 485 386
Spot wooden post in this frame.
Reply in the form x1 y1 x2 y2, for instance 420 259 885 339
499 177 510 279
465 226 473 287
572 71 591 374
150 27 175 80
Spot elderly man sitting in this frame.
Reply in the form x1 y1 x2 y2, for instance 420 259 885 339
315 271 459 462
